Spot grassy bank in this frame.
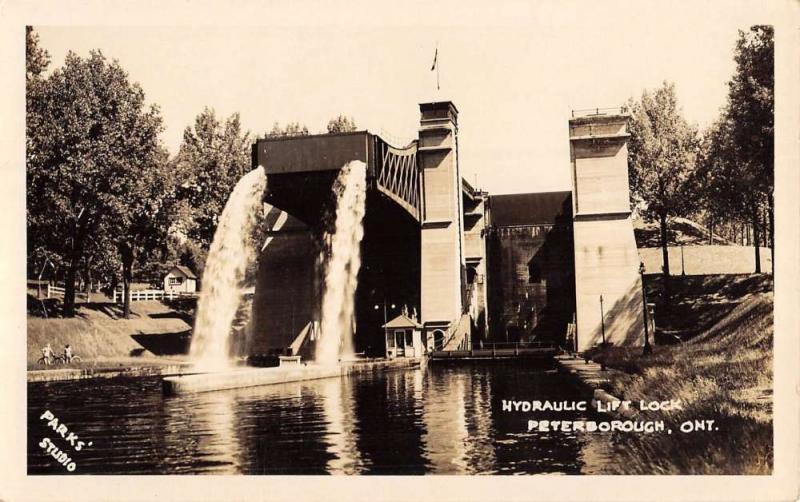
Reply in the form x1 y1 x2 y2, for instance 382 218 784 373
593 288 772 474
27 300 192 368
646 273 772 342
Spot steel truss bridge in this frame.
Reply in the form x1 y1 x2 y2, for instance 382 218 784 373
254 131 423 224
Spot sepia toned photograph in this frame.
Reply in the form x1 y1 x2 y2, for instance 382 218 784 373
10 1 797 494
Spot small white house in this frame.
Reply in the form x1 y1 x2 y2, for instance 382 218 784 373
163 265 197 293
383 314 424 359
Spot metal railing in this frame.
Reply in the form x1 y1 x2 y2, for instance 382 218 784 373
477 341 556 350
571 106 629 118
429 340 558 360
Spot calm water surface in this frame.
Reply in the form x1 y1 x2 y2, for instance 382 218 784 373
28 364 615 474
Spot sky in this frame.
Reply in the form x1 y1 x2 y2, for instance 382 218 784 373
34 2 774 195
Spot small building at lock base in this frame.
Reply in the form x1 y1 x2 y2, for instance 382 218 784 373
383 314 425 359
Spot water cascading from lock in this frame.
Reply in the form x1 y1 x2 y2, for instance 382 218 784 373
316 161 367 365
189 166 267 372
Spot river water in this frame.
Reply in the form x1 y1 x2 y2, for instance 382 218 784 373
28 363 615 475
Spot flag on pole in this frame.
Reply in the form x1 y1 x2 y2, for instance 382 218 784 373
430 44 440 90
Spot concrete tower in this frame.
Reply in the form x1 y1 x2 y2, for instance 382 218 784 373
418 101 466 345
569 110 645 352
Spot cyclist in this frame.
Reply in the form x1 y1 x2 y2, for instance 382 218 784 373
64 344 73 364
41 343 53 366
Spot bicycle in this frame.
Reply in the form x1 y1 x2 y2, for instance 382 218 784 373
36 355 82 365
58 355 82 365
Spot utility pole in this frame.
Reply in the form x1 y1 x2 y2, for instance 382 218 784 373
640 262 653 355
599 295 606 371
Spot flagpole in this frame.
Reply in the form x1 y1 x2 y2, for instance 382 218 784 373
436 43 440 91
431 42 440 92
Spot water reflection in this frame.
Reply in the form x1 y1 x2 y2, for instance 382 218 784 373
163 389 240 473
28 364 615 475
463 371 498 473
421 369 469 473
319 378 362 474
350 369 427 474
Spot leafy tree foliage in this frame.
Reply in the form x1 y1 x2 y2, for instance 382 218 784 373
326 115 357 133
166 236 208 278
114 147 175 317
265 121 309 138
26 27 53 279
173 109 252 252
695 26 773 273
26 26 50 80
727 25 773 272
628 82 700 302
27 47 164 316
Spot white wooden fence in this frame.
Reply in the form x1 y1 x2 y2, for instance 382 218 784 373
43 284 196 303
112 288 198 303
45 285 89 302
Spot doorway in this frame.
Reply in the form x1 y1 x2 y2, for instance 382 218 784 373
395 330 406 357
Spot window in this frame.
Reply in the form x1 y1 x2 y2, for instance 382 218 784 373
386 333 395 348
168 277 183 286
466 265 477 284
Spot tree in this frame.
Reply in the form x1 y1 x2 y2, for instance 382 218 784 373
174 109 252 252
265 121 309 138
628 82 700 305
326 115 357 133
694 26 774 275
27 50 164 316
114 147 174 317
726 26 774 273
26 27 50 80
26 27 53 280
166 235 208 278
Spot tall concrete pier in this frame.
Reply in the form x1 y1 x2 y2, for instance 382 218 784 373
569 110 645 352
418 102 467 344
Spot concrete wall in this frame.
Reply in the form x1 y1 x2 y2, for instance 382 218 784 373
638 245 773 276
249 210 319 355
569 112 645 352
573 217 645 349
486 222 575 344
573 145 630 215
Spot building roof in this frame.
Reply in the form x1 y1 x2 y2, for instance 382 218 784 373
382 314 422 329
169 265 197 279
489 191 572 227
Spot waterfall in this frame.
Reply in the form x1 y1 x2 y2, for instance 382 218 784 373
190 166 267 372
316 161 367 365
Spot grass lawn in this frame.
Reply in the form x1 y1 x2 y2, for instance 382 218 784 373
646 273 772 342
589 274 773 474
27 299 194 367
